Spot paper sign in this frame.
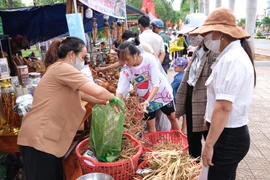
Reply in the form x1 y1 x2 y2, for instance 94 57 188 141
0 58 10 78
66 13 86 43
79 0 126 19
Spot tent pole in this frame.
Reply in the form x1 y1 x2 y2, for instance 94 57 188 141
124 0 128 28
73 0 78 13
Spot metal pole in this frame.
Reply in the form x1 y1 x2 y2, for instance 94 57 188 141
124 0 128 29
73 0 78 13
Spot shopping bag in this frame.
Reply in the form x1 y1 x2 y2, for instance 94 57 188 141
198 165 209 180
89 98 125 162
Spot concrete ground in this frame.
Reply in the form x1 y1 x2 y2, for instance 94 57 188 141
167 64 270 179
236 65 270 179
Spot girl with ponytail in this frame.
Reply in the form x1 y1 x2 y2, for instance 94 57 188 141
116 40 181 133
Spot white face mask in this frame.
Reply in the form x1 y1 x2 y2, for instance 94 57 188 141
71 57 85 71
204 32 222 53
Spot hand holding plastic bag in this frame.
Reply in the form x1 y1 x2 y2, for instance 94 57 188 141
90 97 125 162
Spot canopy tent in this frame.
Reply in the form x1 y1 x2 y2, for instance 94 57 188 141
0 4 118 45
126 5 145 16
0 3 144 46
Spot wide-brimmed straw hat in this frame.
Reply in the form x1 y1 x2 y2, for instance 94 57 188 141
190 8 250 39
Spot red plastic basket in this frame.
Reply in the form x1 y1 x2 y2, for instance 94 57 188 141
75 133 143 180
142 130 189 153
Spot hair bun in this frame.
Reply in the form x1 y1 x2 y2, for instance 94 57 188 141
134 37 140 46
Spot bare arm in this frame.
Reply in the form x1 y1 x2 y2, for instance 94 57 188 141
202 100 232 166
116 93 123 99
78 81 115 101
96 61 121 72
158 51 165 64
81 92 105 104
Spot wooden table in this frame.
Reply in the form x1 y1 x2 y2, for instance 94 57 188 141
0 102 94 153
0 133 19 152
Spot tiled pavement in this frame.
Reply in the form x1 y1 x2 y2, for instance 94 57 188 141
168 65 270 179
236 66 270 180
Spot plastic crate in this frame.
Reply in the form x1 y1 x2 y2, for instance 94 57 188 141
75 133 143 180
142 130 189 153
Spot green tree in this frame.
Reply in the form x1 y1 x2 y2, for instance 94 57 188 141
126 0 142 10
0 0 26 9
35 0 64 6
256 19 261 28
179 0 198 22
237 18 246 27
152 0 175 22
126 0 178 25
262 16 270 29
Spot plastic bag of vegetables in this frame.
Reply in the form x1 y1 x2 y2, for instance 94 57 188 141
89 97 125 162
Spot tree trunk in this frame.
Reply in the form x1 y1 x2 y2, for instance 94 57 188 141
216 0 222 8
245 0 258 54
205 0 210 15
8 0 14 8
229 0 235 13
190 0 194 14
199 0 204 13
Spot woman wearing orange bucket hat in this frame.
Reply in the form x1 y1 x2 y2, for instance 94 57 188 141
190 8 256 179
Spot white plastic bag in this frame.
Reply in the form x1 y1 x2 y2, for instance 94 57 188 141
198 165 209 180
155 110 171 131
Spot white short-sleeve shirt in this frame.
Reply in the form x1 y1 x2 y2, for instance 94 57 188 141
204 40 254 128
139 30 165 57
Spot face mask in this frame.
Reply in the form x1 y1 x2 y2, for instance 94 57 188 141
71 57 85 71
204 32 222 53
188 35 203 47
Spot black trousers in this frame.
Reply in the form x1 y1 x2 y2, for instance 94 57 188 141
162 64 170 74
207 123 250 180
185 85 208 158
19 146 63 180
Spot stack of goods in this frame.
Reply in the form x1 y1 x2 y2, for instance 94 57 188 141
123 94 145 138
12 69 41 119
91 67 120 94
142 131 189 153
0 77 21 135
12 56 45 73
92 51 118 67
136 149 201 180
0 65 42 135
135 132 201 180
15 66 41 97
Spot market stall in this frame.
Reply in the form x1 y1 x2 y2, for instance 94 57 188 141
0 1 203 179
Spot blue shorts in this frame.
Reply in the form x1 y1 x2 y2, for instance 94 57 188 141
143 101 175 121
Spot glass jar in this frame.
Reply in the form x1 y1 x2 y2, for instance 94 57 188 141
17 65 29 86
29 72 41 85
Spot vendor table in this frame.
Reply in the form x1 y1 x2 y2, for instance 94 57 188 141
0 101 94 153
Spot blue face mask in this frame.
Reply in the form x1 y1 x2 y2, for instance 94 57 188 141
71 57 85 71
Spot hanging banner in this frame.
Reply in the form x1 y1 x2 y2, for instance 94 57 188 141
66 13 86 43
79 0 126 19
